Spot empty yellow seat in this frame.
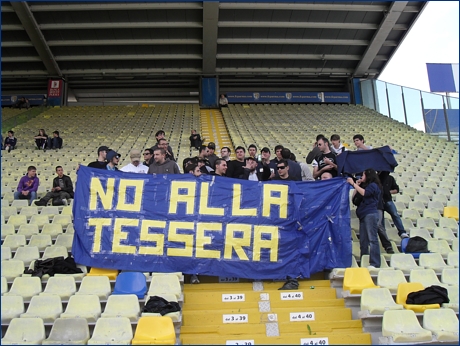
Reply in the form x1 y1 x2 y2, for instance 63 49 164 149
87 267 119 280
343 268 379 294
132 316 176 345
396 282 440 313
443 206 459 221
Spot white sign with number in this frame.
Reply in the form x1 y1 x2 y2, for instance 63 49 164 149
223 314 249 324
280 292 304 300
290 312 315 321
226 340 254 345
300 337 329 345
222 294 245 302
219 277 240 283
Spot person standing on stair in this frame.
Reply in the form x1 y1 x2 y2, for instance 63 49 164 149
347 169 382 269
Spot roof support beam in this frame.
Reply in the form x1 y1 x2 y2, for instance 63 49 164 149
47 39 202 47
218 38 370 46
219 21 380 30
354 1 408 76
220 3 388 11
10 1 61 76
29 2 202 11
202 1 219 74
55 54 202 61
216 54 367 61
39 22 202 30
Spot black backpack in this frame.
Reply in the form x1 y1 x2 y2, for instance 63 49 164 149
405 236 429 253
406 285 450 305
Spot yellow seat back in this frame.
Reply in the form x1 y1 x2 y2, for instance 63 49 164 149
443 206 459 221
87 267 119 280
132 316 175 345
396 282 440 312
343 267 378 294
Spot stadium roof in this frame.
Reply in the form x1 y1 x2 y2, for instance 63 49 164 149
1 1 427 101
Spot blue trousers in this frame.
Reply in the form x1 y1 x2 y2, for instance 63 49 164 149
383 200 406 235
359 213 381 267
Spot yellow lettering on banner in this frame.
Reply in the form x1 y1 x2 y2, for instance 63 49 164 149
88 218 112 253
112 218 138 254
223 224 251 261
139 220 166 255
253 225 279 262
89 177 115 210
232 184 257 216
262 184 288 218
169 181 196 215
196 223 221 259
199 182 224 216
167 221 194 257
116 179 144 212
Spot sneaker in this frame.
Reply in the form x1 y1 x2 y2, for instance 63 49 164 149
7 147 11 153
367 265 377 270
190 274 200 284
34 200 47 206
400 233 409 239
385 247 395 254
278 278 299 290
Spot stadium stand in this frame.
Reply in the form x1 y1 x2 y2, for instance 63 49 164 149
1 102 458 344
0 3 458 343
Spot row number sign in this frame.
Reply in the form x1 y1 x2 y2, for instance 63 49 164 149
301 337 329 345
226 340 254 345
290 312 315 321
222 294 245 302
223 314 248 324
280 292 303 300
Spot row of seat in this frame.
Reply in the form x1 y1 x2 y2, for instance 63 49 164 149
3 214 72 229
3 240 72 263
2 272 182 301
352 239 458 260
2 316 176 345
380 308 458 344
329 254 459 290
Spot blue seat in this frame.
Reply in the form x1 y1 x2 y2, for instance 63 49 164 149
401 238 423 259
112 272 147 299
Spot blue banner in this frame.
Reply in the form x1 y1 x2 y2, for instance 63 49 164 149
72 166 351 279
225 91 350 104
2 94 45 106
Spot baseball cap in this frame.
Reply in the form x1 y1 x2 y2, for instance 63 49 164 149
106 150 120 161
261 147 271 153
207 142 216 149
129 149 141 162
97 146 109 154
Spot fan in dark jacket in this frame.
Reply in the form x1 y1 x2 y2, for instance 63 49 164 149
242 157 271 181
35 166 74 206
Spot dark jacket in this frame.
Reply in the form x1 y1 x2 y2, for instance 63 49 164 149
380 172 399 202
4 136 17 148
242 164 271 181
53 174 74 198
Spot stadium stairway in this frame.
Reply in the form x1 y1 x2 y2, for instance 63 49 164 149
200 109 235 159
180 278 372 345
